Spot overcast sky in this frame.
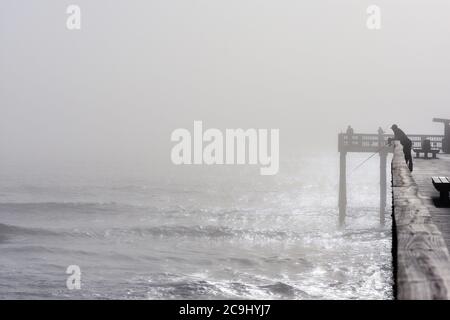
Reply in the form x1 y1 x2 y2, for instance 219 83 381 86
1 1 450 174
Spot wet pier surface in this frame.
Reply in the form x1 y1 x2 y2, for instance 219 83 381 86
412 154 450 249
391 142 450 299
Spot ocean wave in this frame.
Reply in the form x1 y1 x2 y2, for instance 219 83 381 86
99 225 306 241
141 273 313 299
0 223 60 237
0 201 192 217
0 201 126 210
0 220 389 245
57 225 300 241
0 221 306 242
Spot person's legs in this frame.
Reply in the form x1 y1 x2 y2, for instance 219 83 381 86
404 147 413 172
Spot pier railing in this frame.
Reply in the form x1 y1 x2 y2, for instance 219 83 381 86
338 133 444 153
409 134 444 149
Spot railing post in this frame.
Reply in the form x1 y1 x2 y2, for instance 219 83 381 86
338 133 344 151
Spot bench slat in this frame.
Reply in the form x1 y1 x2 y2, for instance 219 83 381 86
432 177 450 185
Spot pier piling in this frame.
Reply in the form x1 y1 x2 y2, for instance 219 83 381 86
379 150 387 226
339 151 347 226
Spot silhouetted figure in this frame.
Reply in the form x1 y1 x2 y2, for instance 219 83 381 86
378 127 384 135
422 139 431 153
391 124 413 171
346 126 354 135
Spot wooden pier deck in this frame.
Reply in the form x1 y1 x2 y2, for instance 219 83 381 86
391 141 450 299
413 154 450 249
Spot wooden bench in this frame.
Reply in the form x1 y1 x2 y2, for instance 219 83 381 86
432 176 450 201
414 148 439 159
414 139 440 159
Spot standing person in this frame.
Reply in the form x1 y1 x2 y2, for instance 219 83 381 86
391 124 413 172
346 125 354 135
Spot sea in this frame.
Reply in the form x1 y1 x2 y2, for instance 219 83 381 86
0 153 393 299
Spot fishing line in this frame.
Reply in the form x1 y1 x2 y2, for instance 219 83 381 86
347 126 393 174
350 145 387 173
350 138 392 174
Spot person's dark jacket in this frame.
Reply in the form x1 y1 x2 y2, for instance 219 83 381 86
393 127 412 147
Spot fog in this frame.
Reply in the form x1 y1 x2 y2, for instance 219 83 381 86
1 0 450 175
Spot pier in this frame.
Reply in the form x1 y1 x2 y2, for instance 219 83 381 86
337 130 444 226
392 141 450 299
338 126 450 298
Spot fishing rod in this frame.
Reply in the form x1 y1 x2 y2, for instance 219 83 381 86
344 126 394 174
350 137 393 174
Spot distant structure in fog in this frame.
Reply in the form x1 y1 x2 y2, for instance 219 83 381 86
433 118 450 153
